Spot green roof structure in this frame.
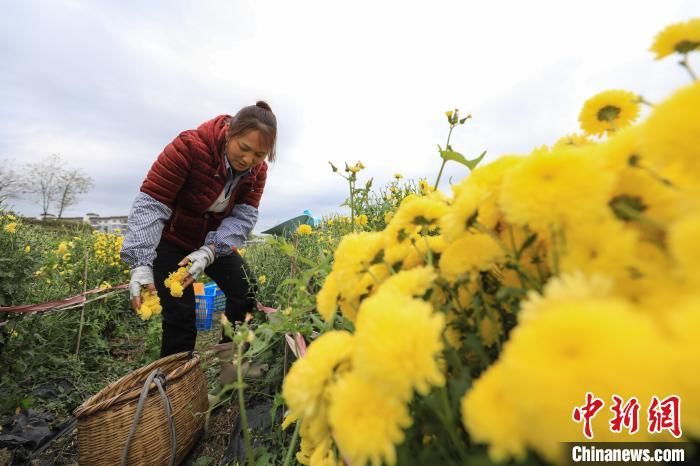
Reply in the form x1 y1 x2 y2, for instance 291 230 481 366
261 213 316 238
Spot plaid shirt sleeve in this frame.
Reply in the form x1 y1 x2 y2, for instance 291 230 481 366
204 203 258 256
120 192 172 268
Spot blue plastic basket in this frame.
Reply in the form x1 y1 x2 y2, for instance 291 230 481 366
194 282 226 331
207 282 227 312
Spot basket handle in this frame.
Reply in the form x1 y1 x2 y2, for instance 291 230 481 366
121 369 177 466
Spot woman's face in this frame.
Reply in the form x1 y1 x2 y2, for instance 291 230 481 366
225 129 269 172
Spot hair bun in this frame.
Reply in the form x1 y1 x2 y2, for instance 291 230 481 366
256 100 272 111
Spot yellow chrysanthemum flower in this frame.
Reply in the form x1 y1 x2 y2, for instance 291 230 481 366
24 245 30 253
333 232 390 321
553 133 594 149
479 312 502 347
295 415 337 466
640 81 700 177
666 295 700 437
4 222 17 234
402 235 447 269
578 90 641 136
650 18 700 59
594 122 644 169
393 173 403 179
297 224 313 235
354 214 368 226
440 184 486 241
668 212 700 286
164 266 188 298
333 232 385 276
390 195 448 232
559 220 638 286
519 271 614 323
137 289 162 321
379 265 436 297
418 179 433 196
461 362 527 463
328 372 412 466
283 331 353 421
353 289 445 400
258 275 267 285
466 300 673 464
439 233 505 282
454 155 523 198
316 271 340 321
499 146 615 232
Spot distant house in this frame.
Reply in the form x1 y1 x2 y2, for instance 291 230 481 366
84 213 129 234
37 212 129 234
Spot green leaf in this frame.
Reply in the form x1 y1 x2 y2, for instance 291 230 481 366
518 233 538 256
440 149 487 170
20 397 34 409
296 256 316 268
466 150 487 170
440 149 467 165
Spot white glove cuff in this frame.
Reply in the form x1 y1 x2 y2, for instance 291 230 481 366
129 265 154 299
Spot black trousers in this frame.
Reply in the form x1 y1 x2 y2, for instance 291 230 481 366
153 239 256 357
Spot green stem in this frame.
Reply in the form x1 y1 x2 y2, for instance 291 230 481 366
613 202 667 231
236 340 255 466
282 418 302 466
680 53 698 81
549 226 561 278
637 96 655 107
349 178 355 233
434 160 447 191
438 386 468 461
434 125 455 189
632 161 678 190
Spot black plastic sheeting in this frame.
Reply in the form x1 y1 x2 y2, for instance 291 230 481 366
0 410 54 449
0 409 76 464
220 400 273 466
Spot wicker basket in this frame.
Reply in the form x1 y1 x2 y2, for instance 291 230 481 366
74 352 209 465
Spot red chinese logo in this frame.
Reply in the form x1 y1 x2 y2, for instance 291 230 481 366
609 395 640 434
573 392 605 439
648 395 682 438
574 393 682 439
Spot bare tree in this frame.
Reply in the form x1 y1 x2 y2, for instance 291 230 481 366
56 169 94 218
18 154 95 218
0 160 21 203
20 154 64 217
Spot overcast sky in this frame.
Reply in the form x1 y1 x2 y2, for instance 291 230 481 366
2 0 698 232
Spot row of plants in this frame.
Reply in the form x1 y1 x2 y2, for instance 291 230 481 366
0 215 160 419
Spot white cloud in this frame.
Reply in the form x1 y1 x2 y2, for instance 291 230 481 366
2 0 698 231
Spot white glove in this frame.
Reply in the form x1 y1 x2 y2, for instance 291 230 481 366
183 245 215 279
129 266 154 299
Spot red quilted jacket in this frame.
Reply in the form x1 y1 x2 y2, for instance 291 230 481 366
140 115 267 252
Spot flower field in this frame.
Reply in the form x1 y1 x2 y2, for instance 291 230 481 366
1 17 699 466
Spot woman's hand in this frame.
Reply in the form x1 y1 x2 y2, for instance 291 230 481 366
129 266 156 311
179 245 215 289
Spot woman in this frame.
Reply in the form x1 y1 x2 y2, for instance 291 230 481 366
120 101 276 357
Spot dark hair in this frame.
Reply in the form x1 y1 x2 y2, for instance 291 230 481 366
226 101 277 162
